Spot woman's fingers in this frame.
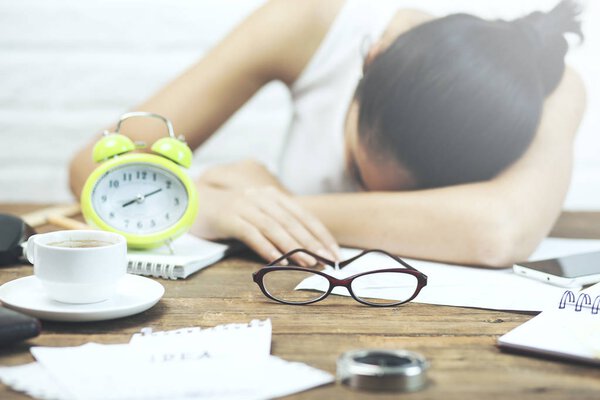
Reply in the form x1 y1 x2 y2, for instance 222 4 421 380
238 187 338 265
238 201 318 267
196 183 339 266
272 190 340 260
234 218 288 265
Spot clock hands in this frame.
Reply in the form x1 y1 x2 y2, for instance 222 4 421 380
122 188 163 208
143 188 163 198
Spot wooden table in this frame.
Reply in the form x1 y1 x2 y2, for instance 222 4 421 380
1 204 600 399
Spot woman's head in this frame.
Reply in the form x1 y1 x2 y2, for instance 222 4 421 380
348 0 583 191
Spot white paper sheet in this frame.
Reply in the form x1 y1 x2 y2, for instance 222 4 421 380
0 320 333 400
296 238 600 312
529 238 600 260
129 319 273 358
31 344 332 400
0 362 69 400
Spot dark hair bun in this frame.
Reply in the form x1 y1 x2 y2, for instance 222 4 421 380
513 0 583 95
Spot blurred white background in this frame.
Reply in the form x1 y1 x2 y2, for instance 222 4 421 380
0 0 598 209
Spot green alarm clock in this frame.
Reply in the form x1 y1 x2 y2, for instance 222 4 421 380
81 112 198 249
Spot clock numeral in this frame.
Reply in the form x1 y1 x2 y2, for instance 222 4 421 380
137 221 143 229
124 219 130 228
122 173 132 182
109 212 115 219
165 213 170 221
174 197 180 206
166 180 172 189
101 195 107 203
153 173 157 182
150 220 156 228
136 171 148 180
109 180 120 188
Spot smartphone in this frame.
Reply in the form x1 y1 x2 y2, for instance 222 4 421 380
513 251 600 288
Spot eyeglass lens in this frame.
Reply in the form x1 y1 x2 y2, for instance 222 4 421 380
262 268 329 304
350 272 419 305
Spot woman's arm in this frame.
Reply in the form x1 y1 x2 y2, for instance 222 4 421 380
68 0 344 197
299 67 586 267
194 68 584 267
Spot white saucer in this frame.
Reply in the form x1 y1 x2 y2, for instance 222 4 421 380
0 274 164 322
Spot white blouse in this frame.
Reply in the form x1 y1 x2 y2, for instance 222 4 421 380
277 0 401 195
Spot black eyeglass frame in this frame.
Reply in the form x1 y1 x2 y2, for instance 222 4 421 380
252 249 428 307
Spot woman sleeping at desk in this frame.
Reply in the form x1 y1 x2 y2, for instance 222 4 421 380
69 0 586 269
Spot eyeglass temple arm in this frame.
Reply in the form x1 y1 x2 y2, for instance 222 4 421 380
266 248 336 267
338 249 418 271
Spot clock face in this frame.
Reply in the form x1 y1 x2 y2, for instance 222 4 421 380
91 163 189 235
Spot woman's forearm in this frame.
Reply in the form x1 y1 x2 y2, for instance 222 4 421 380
299 160 571 267
299 187 521 267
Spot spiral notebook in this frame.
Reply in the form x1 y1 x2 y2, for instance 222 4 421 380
127 234 232 280
498 283 600 365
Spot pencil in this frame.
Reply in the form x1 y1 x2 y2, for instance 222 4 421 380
46 215 93 230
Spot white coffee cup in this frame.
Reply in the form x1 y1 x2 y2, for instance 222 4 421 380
26 230 127 304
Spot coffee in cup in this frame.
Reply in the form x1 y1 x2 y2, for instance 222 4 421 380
26 230 127 304
47 239 113 249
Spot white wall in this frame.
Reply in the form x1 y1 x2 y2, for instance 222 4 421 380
0 0 598 209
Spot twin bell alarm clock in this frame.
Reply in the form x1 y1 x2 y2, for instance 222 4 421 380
81 112 198 249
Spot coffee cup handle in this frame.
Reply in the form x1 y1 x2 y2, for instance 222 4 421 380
25 235 38 264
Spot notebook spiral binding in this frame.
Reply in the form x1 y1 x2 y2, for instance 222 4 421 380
127 261 177 280
558 290 600 314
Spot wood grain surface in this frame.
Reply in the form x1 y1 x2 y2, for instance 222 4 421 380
1 204 599 400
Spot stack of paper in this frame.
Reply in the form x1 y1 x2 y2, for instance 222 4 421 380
296 238 600 312
0 320 333 400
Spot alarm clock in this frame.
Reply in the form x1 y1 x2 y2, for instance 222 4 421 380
81 112 198 249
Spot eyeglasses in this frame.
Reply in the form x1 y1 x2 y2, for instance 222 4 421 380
252 249 427 307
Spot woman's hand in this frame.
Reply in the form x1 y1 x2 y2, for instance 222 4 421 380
193 161 340 266
198 159 288 192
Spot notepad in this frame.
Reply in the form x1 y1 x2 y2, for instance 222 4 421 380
127 234 232 280
498 283 600 365
129 319 272 358
0 319 334 400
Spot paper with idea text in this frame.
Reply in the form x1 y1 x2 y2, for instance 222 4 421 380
0 320 333 400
